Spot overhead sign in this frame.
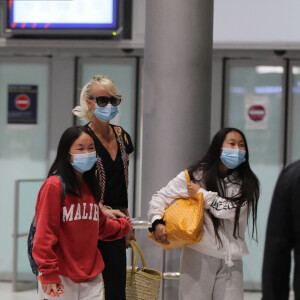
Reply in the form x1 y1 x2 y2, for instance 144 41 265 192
7 85 38 124
245 96 269 130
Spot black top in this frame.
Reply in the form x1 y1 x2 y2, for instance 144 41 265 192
262 160 300 300
84 124 134 210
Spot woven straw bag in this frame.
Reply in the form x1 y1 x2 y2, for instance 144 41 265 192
126 240 162 300
149 169 204 250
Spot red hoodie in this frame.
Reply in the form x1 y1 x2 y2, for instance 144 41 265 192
32 176 130 284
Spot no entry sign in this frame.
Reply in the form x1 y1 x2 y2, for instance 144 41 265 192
245 96 269 130
248 105 266 122
15 94 31 110
7 85 38 124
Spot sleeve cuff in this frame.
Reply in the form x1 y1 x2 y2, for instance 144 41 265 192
199 188 208 200
151 215 163 224
199 188 218 207
148 219 165 232
38 272 61 284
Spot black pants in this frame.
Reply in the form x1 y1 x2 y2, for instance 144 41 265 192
98 237 126 300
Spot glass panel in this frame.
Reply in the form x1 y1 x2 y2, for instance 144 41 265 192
18 181 44 234
0 59 49 289
224 60 285 289
15 180 44 291
289 63 300 162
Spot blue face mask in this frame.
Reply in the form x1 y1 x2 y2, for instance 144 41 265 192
220 148 246 169
94 103 119 122
70 151 97 173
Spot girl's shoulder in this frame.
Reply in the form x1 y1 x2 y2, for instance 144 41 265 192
37 176 64 203
225 171 242 186
190 167 204 184
192 169 203 180
41 176 64 193
45 175 61 186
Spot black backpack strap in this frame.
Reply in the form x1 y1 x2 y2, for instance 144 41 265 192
56 175 66 203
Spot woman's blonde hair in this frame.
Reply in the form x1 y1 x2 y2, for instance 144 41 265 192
72 75 122 122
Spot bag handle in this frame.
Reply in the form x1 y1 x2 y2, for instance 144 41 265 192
129 240 146 286
129 240 147 286
130 240 147 269
185 169 191 183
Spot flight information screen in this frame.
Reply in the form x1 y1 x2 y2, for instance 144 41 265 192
8 0 118 29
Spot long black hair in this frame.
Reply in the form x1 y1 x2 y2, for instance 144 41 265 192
189 127 260 244
48 126 100 203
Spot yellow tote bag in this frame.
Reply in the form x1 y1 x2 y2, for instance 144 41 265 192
149 169 204 250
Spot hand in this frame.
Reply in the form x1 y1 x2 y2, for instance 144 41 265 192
103 209 126 219
125 230 136 248
187 182 201 197
153 224 169 245
126 216 133 230
41 282 64 297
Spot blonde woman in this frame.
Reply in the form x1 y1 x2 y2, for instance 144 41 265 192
73 75 135 300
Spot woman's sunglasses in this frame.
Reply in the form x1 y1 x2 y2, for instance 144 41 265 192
90 96 121 107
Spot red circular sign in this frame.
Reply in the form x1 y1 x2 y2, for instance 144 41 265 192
248 105 265 121
15 94 31 110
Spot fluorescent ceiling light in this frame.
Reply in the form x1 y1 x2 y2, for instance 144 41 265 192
255 66 284 74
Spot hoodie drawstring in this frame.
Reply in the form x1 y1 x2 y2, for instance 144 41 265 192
224 230 234 267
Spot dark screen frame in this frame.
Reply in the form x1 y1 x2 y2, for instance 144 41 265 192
0 0 132 40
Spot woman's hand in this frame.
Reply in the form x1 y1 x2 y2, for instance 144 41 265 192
125 229 136 248
41 282 64 297
126 216 133 230
187 182 201 197
153 224 169 245
103 209 126 219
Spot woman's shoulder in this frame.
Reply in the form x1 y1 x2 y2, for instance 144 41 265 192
83 123 93 135
82 123 96 139
283 160 300 178
111 124 134 154
111 124 129 137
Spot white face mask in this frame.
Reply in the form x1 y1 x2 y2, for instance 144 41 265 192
69 151 97 173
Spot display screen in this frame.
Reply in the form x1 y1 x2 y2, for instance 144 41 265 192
7 0 118 30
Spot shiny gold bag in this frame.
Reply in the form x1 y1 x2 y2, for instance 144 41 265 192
149 169 204 250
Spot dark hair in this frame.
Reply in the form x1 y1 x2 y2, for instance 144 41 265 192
189 127 260 244
48 126 100 203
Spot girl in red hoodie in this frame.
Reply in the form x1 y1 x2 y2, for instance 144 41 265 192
32 126 131 299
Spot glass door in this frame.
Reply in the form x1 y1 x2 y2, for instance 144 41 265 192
288 61 300 163
224 59 286 289
0 57 50 290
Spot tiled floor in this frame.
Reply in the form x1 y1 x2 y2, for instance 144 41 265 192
0 281 263 300
1 282 37 300
244 291 262 300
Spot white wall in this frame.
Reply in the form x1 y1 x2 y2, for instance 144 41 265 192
132 0 300 50
3 0 299 50
214 0 300 49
